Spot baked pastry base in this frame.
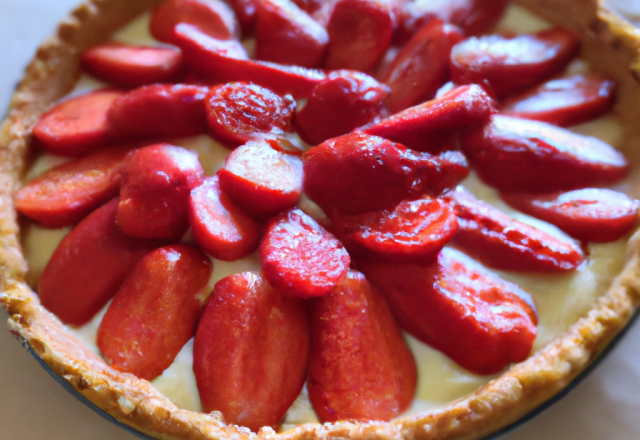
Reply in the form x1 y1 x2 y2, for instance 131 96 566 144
2 1 640 439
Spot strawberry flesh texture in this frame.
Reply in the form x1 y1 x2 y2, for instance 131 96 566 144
107 84 209 140
189 176 261 261
118 144 204 240
447 187 584 272
324 0 394 71
260 208 350 298
308 270 417 423
33 89 123 157
460 115 629 192
382 20 464 113
365 84 496 152
295 70 388 146
173 23 326 99
217 139 303 217
450 28 581 98
15 145 131 228
303 132 469 215
331 197 458 263
97 244 212 381
150 0 239 44
193 272 309 432
501 74 617 127
501 188 640 243
38 198 162 326
395 0 508 44
80 42 184 87
255 0 329 68
358 247 538 375
205 82 295 149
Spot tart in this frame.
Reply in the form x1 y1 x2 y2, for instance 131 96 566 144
2 0 640 439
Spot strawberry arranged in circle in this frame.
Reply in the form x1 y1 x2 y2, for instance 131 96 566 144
260 208 350 298
308 270 417 423
97 244 212 381
194 272 309 432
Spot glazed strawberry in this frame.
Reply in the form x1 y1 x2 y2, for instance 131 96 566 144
358 247 538 375
308 270 417 423
255 0 329 68
97 244 212 381
15 145 131 228
331 197 458 263
295 70 388 145
189 176 261 261
450 28 581 97
364 84 496 152
217 139 303 217
38 198 161 326
292 0 325 15
107 84 209 140
118 144 204 240
226 0 259 34
501 188 640 243
32 89 123 157
324 0 394 71
260 208 350 298
396 0 508 43
205 82 295 149
303 132 469 215
193 272 309 432
447 187 584 271
460 115 629 192
150 0 239 44
80 42 184 87
501 74 617 127
173 23 326 99
382 20 464 113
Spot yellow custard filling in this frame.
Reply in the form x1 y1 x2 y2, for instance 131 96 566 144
18 2 635 429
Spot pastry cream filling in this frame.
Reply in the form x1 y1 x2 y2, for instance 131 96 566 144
19 2 633 429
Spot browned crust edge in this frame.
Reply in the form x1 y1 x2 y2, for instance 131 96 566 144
2 1 640 440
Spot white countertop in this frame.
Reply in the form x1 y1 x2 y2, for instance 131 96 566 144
1 1 640 439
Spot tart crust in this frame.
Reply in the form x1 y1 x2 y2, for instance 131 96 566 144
2 1 640 439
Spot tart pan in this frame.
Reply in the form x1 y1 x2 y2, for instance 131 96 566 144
2 0 640 439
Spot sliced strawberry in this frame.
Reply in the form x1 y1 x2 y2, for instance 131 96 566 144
38 198 162 326
217 140 302 217
308 270 417 423
295 70 388 145
501 74 617 127
149 0 239 44
364 84 496 152
97 244 212 381
193 272 309 432
32 89 123 157
15 145 131 228
324 0 394 71
501 188 640 243
173 23 326 99
396 0 508 43
80 42 184 87
331 197 458 263
447 187 584 271
382 20 464 113
450 28 581 97
460 115 629 192
303 132 469 215
205 82 295 149
118 144 204 240
107 84 209 140
358 247 538 375
260 208 350 298
226 0 259 35
255 0 329 68
189 176 261 261
292 0 325 15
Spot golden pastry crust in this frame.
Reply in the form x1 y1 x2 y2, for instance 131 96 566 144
2 0 640 439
